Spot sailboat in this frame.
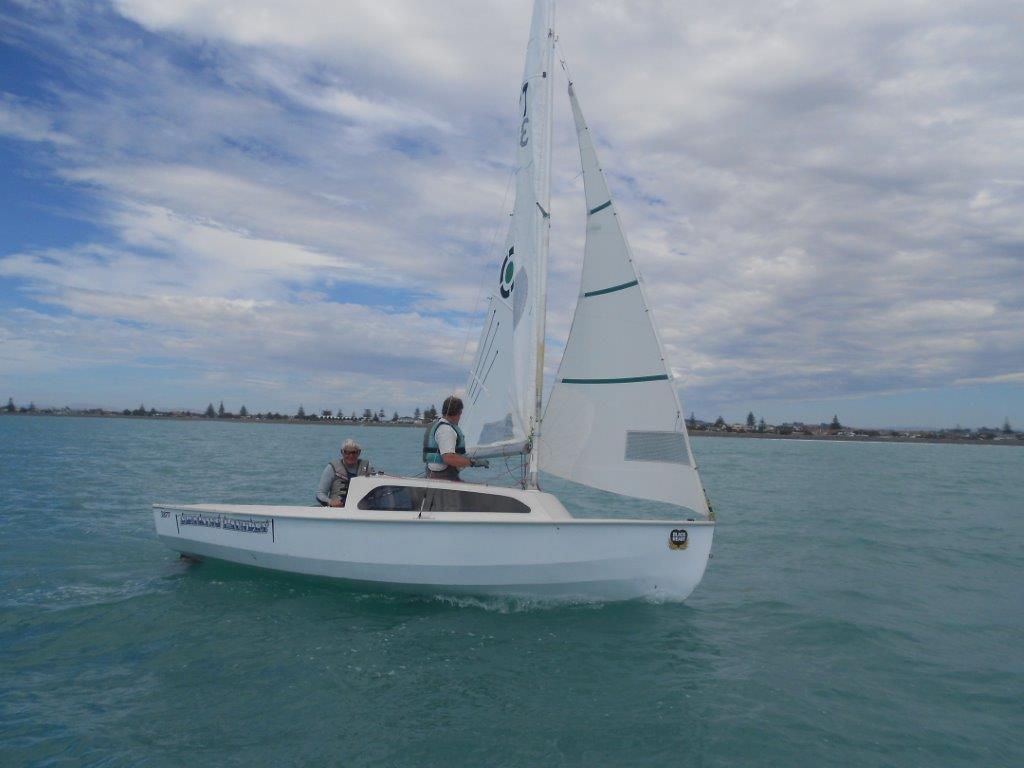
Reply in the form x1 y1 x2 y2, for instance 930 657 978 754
153 0 715 601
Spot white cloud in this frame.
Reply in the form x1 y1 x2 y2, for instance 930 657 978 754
1 0 1022 418
955 372 1024 386
0 204 363 300
0 93 73 145
242 58 454 131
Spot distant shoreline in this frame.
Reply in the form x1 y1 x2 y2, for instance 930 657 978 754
0 412 421 428
3 411 1021 446
691 430 1024 447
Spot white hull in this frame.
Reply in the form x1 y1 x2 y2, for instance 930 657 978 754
153 499 713 602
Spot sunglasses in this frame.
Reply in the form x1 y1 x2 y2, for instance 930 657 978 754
343 449 360 455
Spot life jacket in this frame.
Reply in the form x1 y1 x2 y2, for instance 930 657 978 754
422 418 466 466
328 458 368 503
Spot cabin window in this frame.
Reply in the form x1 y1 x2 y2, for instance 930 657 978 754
357 485 417 511
357 485 530 514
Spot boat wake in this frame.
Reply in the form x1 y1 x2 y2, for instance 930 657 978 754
425 592 609 613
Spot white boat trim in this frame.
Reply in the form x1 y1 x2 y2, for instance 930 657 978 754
154 475 713 526
155 503 714 527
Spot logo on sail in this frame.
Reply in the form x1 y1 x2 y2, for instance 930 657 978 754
500 247 515 299
669 529 689 550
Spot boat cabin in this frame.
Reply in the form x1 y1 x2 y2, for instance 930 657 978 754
343 475 571 521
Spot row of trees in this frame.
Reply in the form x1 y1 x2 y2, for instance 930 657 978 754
5 397 34 413
4 397 441 422
686 410 842 433
200 402 441 422
686 409 1019 436
202 402 249 418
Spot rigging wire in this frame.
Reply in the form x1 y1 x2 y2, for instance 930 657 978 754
454 165 516 386
550 34 587 374
443 87 528 486
555 36 574 86
431 91 522 482
446 38 573 487
452 72 531 392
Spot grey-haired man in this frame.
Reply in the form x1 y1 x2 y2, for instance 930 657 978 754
316 439 370 507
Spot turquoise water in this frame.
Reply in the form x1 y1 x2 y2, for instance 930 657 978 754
2 416 1022 766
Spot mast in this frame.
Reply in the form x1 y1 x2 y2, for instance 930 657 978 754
527 0 555 489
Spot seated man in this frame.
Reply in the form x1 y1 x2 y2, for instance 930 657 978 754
316 439 369 507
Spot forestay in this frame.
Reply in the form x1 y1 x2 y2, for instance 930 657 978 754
539 83 709 514
461 0 554 459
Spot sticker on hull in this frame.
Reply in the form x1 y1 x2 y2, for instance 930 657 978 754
669 529 688 550
176 513 275 541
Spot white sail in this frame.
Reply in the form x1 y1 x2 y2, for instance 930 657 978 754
461 0 554 459
539 83 709 514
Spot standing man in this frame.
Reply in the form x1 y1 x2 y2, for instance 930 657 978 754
422 396 488 481
316 438 370 507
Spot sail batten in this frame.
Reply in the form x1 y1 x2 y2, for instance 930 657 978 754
538 82 708 514
583 279 638 297
561 375 669 384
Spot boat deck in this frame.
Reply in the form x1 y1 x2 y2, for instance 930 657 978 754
153 501 713 526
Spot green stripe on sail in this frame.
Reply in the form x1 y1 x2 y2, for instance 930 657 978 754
583 279 639 297
560 374 669 384
588 200 612 215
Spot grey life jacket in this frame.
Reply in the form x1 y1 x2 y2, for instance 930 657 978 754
328 458 368 502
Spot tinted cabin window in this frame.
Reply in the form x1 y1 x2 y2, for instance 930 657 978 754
357 486 529 513
357 485 417 511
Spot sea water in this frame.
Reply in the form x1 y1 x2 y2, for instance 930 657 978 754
1 416 1021 766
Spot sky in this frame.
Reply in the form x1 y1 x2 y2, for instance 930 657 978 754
1 0 1022 429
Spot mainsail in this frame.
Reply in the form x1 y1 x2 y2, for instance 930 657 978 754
538 83 709 514
460 0 554 461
